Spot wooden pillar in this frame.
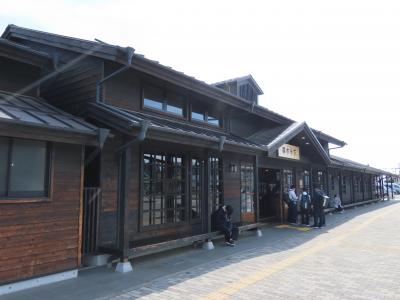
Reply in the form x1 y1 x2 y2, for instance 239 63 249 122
118 147 131 261
279 168 284 223
325 167 329 197
339 169 343 203
204 150 211 234
386 175 389 200
254 155 259 222
361 172 365 202
391 177 394 199
351 171 355 203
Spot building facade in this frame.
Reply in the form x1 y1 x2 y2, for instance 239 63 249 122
0 25 396 290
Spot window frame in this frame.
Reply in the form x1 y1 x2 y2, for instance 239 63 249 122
240 162 255 214
0 137 52 203
140 151 187 229
190 102 223 128
142 83 187 119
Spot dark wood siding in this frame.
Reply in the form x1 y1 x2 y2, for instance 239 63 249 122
104 62 141 111
0 56 40 96
0 143 83 284
41 57 103 115
223 153 254 223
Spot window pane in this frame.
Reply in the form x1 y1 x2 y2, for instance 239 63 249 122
207 114 220 126
191 111 205 122
144 98 163 110
0 137 9 196
144 85 164 111
9 139 48 196
166 91 184 116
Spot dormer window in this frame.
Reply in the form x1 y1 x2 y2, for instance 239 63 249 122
143 84 185 117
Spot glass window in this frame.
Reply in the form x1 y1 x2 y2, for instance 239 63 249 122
191 102 221 127
144 85 164 111
190 158 202 220
207 113 220 126
209 157 223 211
143 84 185 117
166 92 184 116
142 152 186 226
0 137 49 199
240 162 254 213
191 111 205 122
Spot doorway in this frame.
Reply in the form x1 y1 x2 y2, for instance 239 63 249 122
258 168 281 221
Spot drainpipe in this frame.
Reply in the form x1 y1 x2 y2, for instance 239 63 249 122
116 120 151 153
96 47 135 103
218 136 226 152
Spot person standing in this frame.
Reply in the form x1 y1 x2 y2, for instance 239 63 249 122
312 188 327 228
300 189 311 226
288 185 298 224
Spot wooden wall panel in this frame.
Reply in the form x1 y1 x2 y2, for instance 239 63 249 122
104 62 141 112
0 143 83 284
41 56 103 115
0 56 40 96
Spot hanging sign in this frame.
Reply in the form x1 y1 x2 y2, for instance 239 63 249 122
278 144 300 160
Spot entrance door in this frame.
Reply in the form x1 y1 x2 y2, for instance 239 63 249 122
258 168 281 221
240 163 255 223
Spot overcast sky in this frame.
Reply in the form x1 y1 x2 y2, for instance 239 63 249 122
1 0 400 172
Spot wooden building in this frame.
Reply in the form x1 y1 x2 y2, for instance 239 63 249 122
0 37 106 293
0 24 396 283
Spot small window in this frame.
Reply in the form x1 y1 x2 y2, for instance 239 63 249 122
191 111 205 122
0 137 50 199
143 84 185 117
191 103 221 127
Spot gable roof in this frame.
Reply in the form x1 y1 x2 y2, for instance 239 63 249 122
248 121 331 164
2 24 346 147
0 37 52 68
212 74 264 95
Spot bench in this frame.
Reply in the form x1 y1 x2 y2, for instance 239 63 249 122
324 198 382 214
126 222 265 259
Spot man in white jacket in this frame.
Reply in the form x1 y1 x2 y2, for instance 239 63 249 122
288 185 298 224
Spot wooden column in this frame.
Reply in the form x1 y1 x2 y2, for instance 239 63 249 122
351 171 355 203
118 147 131 261
391 177 394 199
361 172 365 202
326 167 330 197
339 169 343 203
254 155 260 222
204 150 211 233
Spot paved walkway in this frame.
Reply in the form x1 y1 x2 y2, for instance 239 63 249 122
2 198 400 300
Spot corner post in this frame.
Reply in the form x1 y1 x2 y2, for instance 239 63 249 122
116 146 132 272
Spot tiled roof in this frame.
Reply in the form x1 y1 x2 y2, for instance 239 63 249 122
0 90 97 135
330 155 390 175
88 102 263 151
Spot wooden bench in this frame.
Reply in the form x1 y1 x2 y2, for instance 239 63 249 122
324 198 382 214
126 222 265 259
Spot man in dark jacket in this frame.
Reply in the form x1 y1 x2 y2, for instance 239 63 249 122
215 205 235 246
312 189 327 228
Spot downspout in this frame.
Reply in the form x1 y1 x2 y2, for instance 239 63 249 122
116 120 151 153
96 46 135 103
218 136 226 152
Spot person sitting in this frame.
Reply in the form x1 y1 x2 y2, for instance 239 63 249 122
333 194 344 213
215 205 236 246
